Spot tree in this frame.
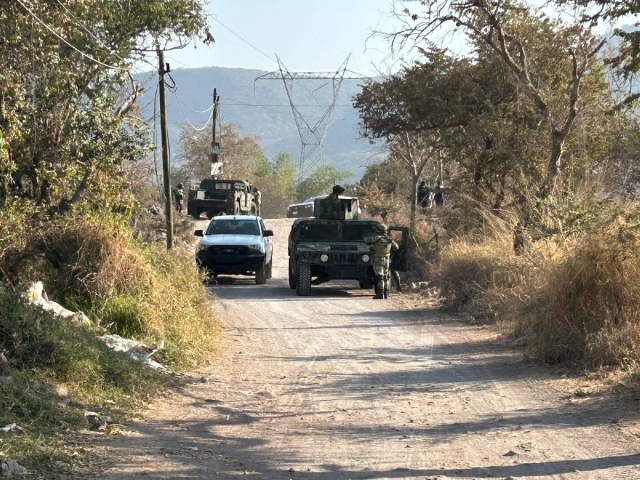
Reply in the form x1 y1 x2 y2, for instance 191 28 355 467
254 153 297 218
393 0 607 198
0 0 209 211
295 165 352 202
179 123 263 182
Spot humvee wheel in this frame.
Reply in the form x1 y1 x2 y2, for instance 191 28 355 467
191 210 201 220
250 202 257 216
288 258 297 289
206 210 215 219
296 264 311 296
358 279 372 289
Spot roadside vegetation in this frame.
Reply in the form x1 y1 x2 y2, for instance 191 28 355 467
354 0 640 376
0 0 218 475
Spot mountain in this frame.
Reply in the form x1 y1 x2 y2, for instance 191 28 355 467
136 66 385 179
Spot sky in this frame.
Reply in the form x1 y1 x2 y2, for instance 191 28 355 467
155 0 415 75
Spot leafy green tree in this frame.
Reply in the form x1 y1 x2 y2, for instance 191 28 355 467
393 0 607 198
295 165 352 202
0 0 209 211
254 153 297 218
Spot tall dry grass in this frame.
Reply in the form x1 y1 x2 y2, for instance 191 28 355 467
3 215 217 369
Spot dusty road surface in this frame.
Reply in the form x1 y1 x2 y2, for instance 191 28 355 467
102 218 640 479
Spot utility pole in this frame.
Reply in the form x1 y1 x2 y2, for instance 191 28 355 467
210 88 221 178
157 48 174 250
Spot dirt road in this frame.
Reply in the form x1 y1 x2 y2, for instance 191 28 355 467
102 218 640 479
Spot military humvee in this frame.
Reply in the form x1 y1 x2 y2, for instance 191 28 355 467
187 179 256 219
288 197 408 296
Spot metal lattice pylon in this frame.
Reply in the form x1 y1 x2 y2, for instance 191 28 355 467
256 55 354 182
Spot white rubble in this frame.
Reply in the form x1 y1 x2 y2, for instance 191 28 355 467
98 334 166 370
24 282 91 325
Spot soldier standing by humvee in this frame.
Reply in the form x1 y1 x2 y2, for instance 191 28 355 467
252 186 262 216
173 183 185 215
364 224 399 299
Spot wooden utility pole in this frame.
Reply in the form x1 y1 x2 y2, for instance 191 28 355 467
210 88 221 177
157 48 174 250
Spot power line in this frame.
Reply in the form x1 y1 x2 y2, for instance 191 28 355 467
16 0 128 71
171 91 215 132
211 16 277 64
54 0 131 67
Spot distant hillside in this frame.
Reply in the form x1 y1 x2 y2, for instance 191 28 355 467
136 66 385 179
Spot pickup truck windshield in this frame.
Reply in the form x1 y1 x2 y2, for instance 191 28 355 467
206 220 260 236
298 222 340 241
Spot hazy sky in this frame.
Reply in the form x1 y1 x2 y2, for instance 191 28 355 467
159 0 411 74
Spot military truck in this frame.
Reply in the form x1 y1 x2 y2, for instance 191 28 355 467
187 179 257 219
288 197 408 296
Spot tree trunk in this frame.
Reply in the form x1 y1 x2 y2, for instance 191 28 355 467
541 129 564 199
410 176 418 229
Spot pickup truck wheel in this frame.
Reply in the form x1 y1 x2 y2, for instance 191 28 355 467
288 258 297 289
206 210 215 219
250 202 257 216
191 210 200 220
266 258 273 279
296 264 311 296
255 262 267 285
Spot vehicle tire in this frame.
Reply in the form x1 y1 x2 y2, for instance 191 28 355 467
255 262 267 285
374 280 384 299
296 263 311 296
206 210 215 219
250 202 257 216
192 210 200 220
266 258 273 280
358 279 372 289
288 258 297 289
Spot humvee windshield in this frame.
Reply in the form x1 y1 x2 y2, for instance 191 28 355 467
343 223 378 241
299 223 340 241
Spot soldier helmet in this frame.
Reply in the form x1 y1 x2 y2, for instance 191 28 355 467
333 185 345 195
177 183 183 188
374 223 388 233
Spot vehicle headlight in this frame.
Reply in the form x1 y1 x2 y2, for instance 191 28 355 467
247 244 263 253
361 254 370 263
320 254 329 263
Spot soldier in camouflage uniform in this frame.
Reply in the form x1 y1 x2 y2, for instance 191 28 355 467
252 186 262 216
173 183 185 215
318 185 345 219
364 224 399 299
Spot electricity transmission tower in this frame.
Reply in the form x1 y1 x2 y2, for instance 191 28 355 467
255 55 366 181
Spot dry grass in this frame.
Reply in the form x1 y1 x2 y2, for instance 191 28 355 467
4 214 217 369
421 199 640 370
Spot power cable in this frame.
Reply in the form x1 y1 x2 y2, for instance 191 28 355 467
211 16 277 64
171 91 214 132
53 0 132 67
16 0 128 71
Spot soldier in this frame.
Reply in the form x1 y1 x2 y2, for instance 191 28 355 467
173 183 185 215
417 180 430 208
252 186 262 216
364 224 399 299
434 184 445 207
318 185 345 219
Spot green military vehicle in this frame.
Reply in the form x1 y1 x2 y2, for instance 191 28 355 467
288 197 409 296
187 179 257 219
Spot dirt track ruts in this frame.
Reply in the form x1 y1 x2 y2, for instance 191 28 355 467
101 218 640 479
